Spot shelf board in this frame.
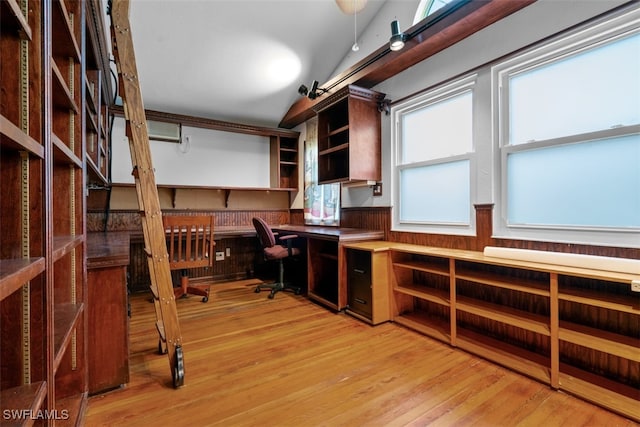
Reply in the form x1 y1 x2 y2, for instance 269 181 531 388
52 133 82 167
51 60 79 113
85 106 99 134
456 327 551 384
52 235 84 263
0 257 46 301
0 0 32 40
55 391 88 427
0 115 44 158
319 252 338 262
86 156 107 185
559 288 640 315
307 291 338 311
456 295 550 336
393 260 449 277
280 147 297 153
279 161 297 166
393 311 450 343
0 382 47 422
456 268 550 297
394 285 450 307
327 124 349 137
319 143 349 157
559 320 640 362
53 302 84 372
51 0 81 61
85 79 98 114
559 363 640 422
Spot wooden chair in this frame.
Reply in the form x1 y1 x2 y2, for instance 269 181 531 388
163 215 215 302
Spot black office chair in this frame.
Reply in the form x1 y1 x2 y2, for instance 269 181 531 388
252 217 302 299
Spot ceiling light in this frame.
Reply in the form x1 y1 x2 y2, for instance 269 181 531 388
335 0 368 14
389 20 407 51
352 0 359 51
298 80 328 100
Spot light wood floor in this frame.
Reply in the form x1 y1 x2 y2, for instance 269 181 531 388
85 280 637 427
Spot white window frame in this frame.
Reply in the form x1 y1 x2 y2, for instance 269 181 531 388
492 7 640 248
391 74 477 236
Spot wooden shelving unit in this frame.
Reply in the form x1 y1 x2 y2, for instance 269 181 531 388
313 85 385 185
1 0 110 423
269 134 299 190
343 241 640 422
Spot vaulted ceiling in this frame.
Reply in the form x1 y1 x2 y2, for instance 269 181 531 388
124 0 388 128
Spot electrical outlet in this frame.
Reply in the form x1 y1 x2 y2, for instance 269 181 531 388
226 247 231 257
215 251 224 261
631 280 640 293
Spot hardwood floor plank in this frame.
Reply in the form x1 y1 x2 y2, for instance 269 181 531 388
86 280 636 426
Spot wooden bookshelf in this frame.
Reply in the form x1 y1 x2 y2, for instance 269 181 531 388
1 0 111 423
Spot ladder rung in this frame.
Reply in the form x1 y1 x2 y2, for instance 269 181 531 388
131 165 139 178
143 247 152 257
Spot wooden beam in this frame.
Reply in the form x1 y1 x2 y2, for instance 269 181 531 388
279 0 537 129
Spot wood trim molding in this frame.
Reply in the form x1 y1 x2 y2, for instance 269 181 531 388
279 0 536 128
111 105 300 138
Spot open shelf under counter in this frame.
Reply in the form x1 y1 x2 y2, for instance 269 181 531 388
559 320 640 362
456 327 552 385
394 284 450 307
393 310 450 343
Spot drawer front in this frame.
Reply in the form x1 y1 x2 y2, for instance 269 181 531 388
347 249 372 318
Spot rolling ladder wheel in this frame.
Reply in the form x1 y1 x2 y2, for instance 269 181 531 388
172 346 185 388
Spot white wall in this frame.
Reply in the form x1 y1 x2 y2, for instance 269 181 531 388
339 0 630 208
111 117 270 188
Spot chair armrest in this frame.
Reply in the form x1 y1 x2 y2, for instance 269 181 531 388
279 234 298 257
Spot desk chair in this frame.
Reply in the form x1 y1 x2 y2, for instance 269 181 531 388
163 215 215 302
252 217 302 299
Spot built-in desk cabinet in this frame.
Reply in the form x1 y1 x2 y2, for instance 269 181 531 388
87 232 130 395
343 242 640 422
274 226 384 311
312 85 385 184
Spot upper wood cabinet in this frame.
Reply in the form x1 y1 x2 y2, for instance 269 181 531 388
313 85 385 185
270 134 299 190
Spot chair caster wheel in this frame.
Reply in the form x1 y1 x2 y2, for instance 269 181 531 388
172 345 185 388
294 289 301 295
268 292 275 299
254 286 261 293
202 296 208 303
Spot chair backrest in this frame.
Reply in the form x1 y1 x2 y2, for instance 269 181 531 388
163 215 215 271
252 217 276 249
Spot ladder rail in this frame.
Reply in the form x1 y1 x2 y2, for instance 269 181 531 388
109 0 184 387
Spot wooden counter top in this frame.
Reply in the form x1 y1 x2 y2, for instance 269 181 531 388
87 232 130 269
274 225 384 242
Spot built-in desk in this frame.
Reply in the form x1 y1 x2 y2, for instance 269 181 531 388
87 232 130 394
273 225 384 311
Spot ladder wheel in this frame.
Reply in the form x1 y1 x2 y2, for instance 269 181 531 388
172 345 185 388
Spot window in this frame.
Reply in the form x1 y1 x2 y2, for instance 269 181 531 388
413 0 456 24
391 75 476 235
494 11 640 246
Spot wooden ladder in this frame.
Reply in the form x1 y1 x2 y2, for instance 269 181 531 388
109 0 185 388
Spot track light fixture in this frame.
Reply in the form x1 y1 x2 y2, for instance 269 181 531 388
389 20 407 51
297 80 328 100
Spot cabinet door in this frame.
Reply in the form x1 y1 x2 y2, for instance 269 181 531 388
348 249 372 318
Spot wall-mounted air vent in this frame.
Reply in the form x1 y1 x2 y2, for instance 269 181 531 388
147 119 181 143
